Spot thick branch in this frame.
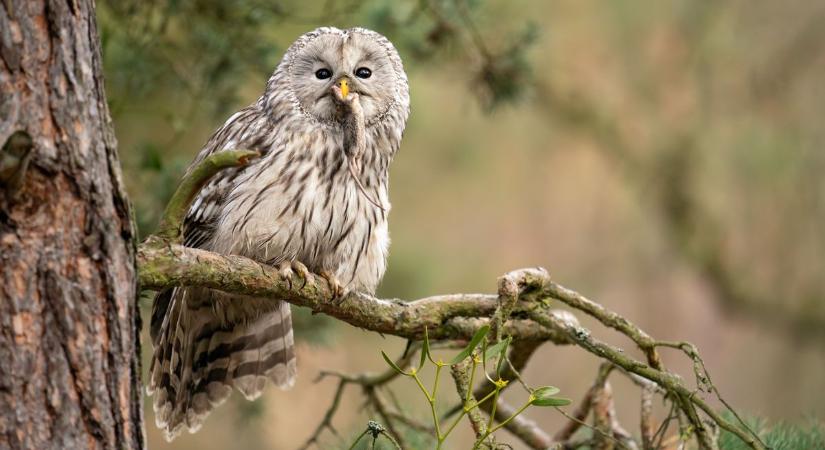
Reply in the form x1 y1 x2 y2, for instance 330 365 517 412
138 240 761 449
138 241 570 343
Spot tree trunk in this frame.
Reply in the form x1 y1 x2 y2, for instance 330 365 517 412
0 1 144 449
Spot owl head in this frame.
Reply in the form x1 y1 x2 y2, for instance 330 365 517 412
273 27 409 126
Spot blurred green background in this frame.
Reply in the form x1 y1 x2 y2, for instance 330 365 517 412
97 0 825 448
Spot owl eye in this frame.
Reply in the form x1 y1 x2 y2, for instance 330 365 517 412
315 68 332 80
355 67 372 79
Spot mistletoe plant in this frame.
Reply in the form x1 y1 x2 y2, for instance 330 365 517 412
381 325 570 449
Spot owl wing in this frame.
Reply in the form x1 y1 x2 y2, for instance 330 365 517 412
150 104 278 342
182 106 276 248
149 103 299 440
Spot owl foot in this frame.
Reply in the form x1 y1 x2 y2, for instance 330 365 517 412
277 260 313 290
319 270 346 301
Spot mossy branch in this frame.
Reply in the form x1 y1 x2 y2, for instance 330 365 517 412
154 149 260 241
138 241 570 344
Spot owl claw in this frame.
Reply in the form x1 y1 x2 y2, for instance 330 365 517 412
276 262 295 290
291 261 312 290
277 260 312 291
319 270 346 301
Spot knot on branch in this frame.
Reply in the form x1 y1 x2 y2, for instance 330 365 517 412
496 267 550 301
492 267 551 341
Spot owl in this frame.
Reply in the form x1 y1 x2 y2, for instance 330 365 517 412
147 27 410 440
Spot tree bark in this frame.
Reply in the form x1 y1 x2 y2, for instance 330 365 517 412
0 1 143 449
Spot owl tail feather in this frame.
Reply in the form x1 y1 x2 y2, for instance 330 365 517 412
147 288 297 441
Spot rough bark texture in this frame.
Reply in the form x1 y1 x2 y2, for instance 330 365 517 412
0 1 143 449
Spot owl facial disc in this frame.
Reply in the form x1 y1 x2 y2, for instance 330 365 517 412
281 27 409 126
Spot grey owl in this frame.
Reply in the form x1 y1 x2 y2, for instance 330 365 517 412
148 27 410 440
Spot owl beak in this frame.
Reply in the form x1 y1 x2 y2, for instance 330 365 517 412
338 77 350 99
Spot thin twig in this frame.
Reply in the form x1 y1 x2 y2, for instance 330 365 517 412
590 378 638 450
299 349 418 449
298 378 346 450
366 388 408 450
527 310 763 450
640 383 656 450
554 407 630 450
383 408 435 434
554 363 613 442
490 399 553 450
652 401 679 450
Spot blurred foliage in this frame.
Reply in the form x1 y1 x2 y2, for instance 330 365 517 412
719 416 825 450
291 305 336 345
99 0 537 237
100 0 284 118
99 0 535 129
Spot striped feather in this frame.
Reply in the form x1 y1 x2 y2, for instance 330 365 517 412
148 290 296 441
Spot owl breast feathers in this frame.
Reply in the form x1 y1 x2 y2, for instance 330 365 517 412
147 27 410 440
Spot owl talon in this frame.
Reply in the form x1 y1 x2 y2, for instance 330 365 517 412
319 270 345 301
277 262 295 290
277 261 313 291
291 261 312 290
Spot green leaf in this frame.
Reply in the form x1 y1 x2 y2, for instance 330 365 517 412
381 350 409 376
449 325 490 365
419 327 430 370
484 336 512 362
532 386 560 398
531 396 572 407
531 386 570 407
484 336 512 376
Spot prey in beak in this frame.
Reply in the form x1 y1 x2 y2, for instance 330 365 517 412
332 76 353 102
329 76 386 211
